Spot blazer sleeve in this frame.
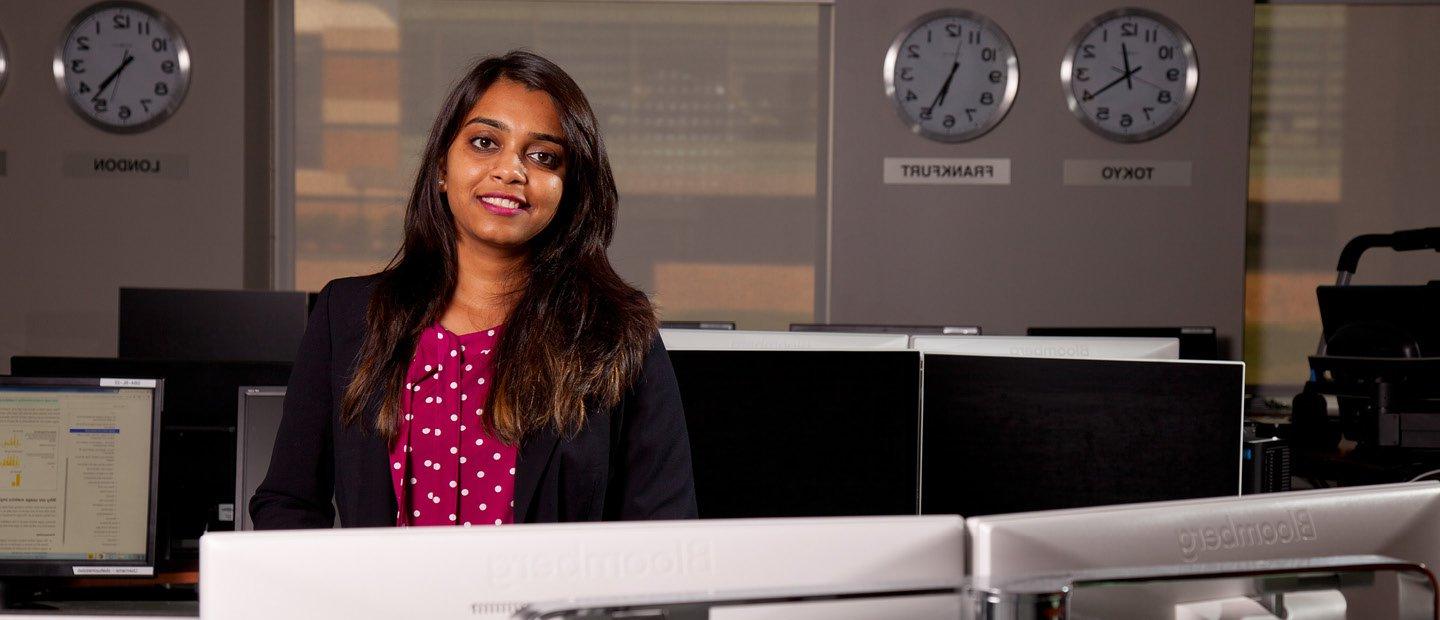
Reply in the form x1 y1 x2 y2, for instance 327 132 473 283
608 334 698 520
249 281 339 529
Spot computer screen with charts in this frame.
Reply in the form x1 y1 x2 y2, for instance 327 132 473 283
0 377 162 577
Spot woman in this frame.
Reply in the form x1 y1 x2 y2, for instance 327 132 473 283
251 51 697 528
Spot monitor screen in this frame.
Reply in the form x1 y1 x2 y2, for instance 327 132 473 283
668 350 922 518
1026 326 1220 360
119 288 308 363
920 354 1244 518
0 377 162 577
9 357 291 570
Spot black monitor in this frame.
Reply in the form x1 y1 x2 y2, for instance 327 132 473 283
119 288 308 363
920 354 1243 517
1026 326 1219 360
667 349 921 518
0 377 163 591
1317 284 1440 357
9 358 291 571
791 323 981 336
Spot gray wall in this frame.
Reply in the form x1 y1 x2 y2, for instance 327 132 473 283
0 0 269 374
829 0 1253 354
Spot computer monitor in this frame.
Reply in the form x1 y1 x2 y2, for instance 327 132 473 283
966 482 1440 580
668 349 921 517
119 288 308 363
921 354 1244 518
661 329 910 351
1027 326 1220 360
1317 285 1440 357
658 320 736 330
234 387 284 532
790 323 981 336
0 377 162 582
9 357 291 570
910 335 1181 360
200 515 964 620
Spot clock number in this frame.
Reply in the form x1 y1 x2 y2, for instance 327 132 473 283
943 115 956 129
1081 44 1096 59
980 47 996 62
945 23 960 37
967 30 980 44
1166 68 1180 82
152 38 169 52
904 90 917 102
77 36 91 51
1096 107 1110 121
155 82 169 96
1075 67 1090 82
906 44 920 59
78 81 92 94
138 20 150 35
71 59 86 74
899 67 914 81
1158 90 1173 104
113 14 130 30
988 70 1002 84
1120 113 1134 128
1158 46 1174 60
94 98 108 113
1142 106 1154 120
979 92 994 105
1144 29 1157 43
919 107 933 121
140 99 152 112
964 108 976 122
1121 22 1138 37
162 60 176 74
119 106 132 120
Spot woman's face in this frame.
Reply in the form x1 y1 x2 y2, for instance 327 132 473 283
442 78 567 256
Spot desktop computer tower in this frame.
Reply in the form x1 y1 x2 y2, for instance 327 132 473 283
1243 436 1292 494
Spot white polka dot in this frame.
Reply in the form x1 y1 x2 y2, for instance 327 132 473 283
422 428 431 435
393 462 401 470
423 459 432 467
463 522 471 527
436 332 443 340
449 381 458 389
450 447 458 455
437 364 442 371
450 414 459 422
449 480 457 488
476 471 486 479
432 496 441 504
495 519 503 525
424 364 432 372
449 513 456 521
509 500 514 508
492 452 501 460
509 467 516 475
432 462 441 470
433 373 440 380
461 345 466 352
427 491 435 499
410 477 417 484
413 509 421 517
405 414 413 421
460 394 467 401
434 428 442 436
475 438 484 446
494 485 502 493
413 385 421 392
476 408 484 416
460 425 467 432
487 330 494 336
477 378 485 385
405 383 412 390
459 456 467 464
424 396 434 404
450 350 457 358
462 489 470 496
465 364 473 372
435 396 443 404
405 445 412 452
482 349 490 355
480 503 488 511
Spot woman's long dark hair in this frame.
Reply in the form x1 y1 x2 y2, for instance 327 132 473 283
340 50 657 445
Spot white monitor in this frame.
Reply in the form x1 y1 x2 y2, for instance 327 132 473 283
910 335 1180 360
200 515 964 620
967 482 1440 580
661 329 910 351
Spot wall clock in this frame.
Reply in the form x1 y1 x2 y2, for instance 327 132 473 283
0 31 9 97
884 9 1019 142
54 1 192 133
1061 8 1198 142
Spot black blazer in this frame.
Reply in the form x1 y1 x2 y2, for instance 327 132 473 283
250 275 697 528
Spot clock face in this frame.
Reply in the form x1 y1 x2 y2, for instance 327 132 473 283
1062 9 1198 142
884 10 1019 142
54 1 191 133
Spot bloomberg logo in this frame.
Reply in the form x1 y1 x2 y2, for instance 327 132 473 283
1177 510 1317 562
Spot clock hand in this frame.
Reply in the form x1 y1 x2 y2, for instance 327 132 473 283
1109 66 1163 90
91 50 134 102
1081 64 1142 101
1121 42 1134 90
930 61 959 109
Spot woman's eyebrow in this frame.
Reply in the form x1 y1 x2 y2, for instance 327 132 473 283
465 117 566 148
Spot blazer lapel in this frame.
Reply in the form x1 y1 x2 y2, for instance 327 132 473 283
513 428 559 523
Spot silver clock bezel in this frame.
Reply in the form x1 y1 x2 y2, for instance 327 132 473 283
0 31 9 98
53 0 193 134
1061 7 1198 143
883 8 1020 143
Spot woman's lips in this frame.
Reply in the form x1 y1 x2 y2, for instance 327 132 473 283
479 195 526 217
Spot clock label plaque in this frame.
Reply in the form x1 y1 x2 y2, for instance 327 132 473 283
62 152 189 179
1062 159 1192 187
884 157 1011 186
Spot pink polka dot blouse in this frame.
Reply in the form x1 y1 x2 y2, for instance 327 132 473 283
388 324 517 527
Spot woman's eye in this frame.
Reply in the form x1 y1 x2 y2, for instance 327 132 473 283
471 136 496 149
529 152 559 167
